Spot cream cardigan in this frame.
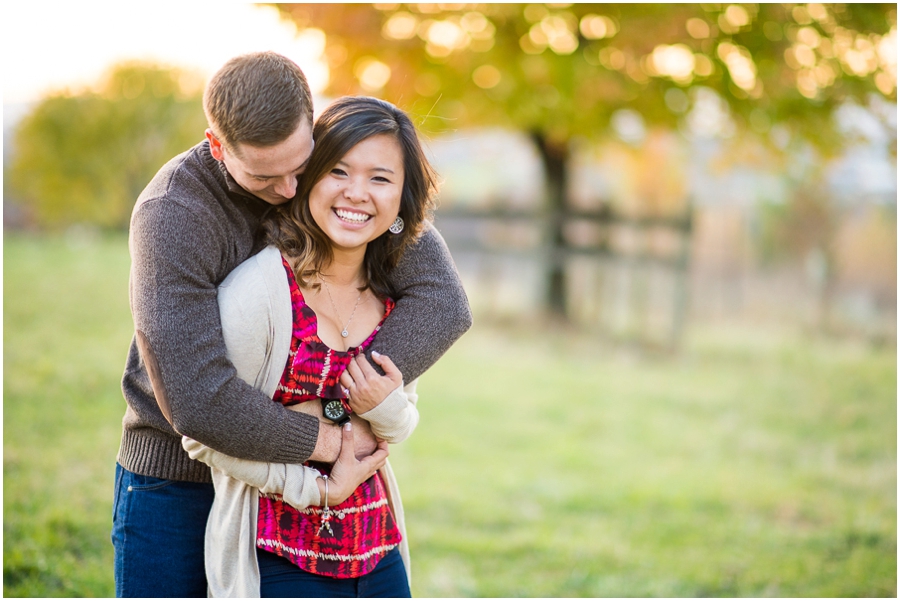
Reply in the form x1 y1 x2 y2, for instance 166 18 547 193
183 245 418 597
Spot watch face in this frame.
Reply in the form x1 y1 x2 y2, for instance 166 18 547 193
323 400 345 421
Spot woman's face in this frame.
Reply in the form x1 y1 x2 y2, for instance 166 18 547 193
308 133 405 256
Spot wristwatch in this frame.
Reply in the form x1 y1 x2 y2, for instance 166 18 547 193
321 398 351 427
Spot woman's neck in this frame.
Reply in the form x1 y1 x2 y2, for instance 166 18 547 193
320 247 366 287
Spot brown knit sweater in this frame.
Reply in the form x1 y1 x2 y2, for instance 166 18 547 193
118 140 471 483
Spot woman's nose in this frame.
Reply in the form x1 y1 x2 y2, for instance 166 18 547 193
343 178 367 202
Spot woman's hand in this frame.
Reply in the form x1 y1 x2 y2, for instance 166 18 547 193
324 422 389 505
340 351 403 414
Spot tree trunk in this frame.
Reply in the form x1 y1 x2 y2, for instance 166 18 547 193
531 132 569 318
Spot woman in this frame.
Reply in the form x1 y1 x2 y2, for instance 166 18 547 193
183 95 441 597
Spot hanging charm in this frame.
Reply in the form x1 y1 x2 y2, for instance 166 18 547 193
317 474 335 537
389 216 404 234
318 513 334 536
319 275 362 340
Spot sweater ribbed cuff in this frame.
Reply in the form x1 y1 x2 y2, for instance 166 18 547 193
281 410 321 464
117 429 212 483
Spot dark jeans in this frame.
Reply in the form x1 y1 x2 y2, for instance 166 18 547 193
111 463 214 597
257 546 411 598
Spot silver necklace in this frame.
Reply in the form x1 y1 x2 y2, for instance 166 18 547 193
319 276 362 338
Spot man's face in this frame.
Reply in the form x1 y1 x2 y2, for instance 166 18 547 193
206 120 314 206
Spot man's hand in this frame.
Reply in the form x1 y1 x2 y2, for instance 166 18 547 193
324 422 389 505
340 351 403 414
288 402 378 462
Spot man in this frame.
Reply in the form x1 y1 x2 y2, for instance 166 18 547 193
112 51 471 597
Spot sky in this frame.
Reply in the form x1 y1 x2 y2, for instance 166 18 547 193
2 2 328 106
2 1 894 200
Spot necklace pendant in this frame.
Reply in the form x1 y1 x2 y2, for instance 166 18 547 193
341 329 349 338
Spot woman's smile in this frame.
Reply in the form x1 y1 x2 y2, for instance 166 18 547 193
333 207 373 226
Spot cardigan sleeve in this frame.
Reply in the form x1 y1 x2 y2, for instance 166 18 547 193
357 380 419 444
183 436 321 510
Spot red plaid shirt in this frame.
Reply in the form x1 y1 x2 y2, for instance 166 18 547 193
256 258 401 578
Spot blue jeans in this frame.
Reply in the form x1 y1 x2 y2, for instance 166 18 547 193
111 464 215 597
257 546 411 598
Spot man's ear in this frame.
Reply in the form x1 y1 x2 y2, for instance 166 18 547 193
206 129 225 161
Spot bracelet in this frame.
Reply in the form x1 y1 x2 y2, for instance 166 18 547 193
316 475 334 537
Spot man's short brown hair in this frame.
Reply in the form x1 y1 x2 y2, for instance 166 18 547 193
203 51 313 152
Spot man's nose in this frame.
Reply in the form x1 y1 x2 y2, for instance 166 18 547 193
274 175 297 199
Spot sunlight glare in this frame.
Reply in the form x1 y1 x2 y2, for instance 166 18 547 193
3 2 330 104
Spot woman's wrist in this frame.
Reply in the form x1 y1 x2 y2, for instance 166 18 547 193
357 384 404 419
350 383 403 414
348 397 382 414
316 477 327 505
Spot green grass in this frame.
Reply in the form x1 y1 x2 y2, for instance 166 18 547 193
4 231 897 597
4 231 133 596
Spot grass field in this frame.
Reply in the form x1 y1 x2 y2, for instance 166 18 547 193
3 231 897 597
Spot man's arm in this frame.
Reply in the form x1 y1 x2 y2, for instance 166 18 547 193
130 199 319 463
369 223 472 381
286 402 378 461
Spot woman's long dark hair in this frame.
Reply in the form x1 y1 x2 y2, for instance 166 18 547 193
263 96 438 299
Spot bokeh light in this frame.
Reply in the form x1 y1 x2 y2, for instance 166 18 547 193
383 11 419 40
717 42 760 95
472 64 502 89
354 57 392 91
649 44 696 85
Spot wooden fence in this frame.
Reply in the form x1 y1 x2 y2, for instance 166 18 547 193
433 205 693 350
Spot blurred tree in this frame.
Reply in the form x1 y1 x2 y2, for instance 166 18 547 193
6 63 206 230
277 3 896 315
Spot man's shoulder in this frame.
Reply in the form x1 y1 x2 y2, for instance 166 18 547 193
135 141 225 212
129 143 228 248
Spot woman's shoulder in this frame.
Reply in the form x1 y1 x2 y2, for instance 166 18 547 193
217 246 293 387
219 246 285 291
218 245 291 329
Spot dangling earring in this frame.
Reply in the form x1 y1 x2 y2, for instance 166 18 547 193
389 216 404 234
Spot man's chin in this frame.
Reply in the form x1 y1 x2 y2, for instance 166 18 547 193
261 195 291 206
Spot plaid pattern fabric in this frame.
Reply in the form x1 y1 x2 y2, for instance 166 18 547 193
256 257 400 578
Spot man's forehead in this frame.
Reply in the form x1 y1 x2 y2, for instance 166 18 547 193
241 156 310 178
235 136 313 177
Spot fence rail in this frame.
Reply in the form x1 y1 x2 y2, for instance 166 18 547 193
434 205 693 350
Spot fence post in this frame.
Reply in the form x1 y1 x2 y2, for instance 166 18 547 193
531 132 570 319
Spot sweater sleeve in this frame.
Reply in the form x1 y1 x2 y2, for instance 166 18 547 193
370 224 472 382
129 199 319 463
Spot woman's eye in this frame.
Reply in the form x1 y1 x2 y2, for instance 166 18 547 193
331 168 347 176
373 176 391 183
